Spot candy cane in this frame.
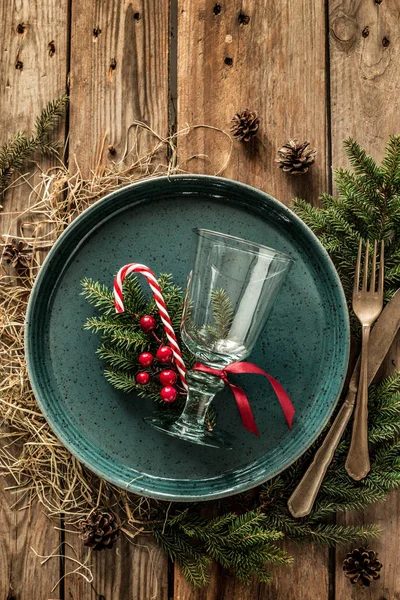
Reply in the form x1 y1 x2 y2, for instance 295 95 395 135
114 263 187 390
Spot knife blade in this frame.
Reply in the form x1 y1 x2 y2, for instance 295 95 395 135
288 289 400 518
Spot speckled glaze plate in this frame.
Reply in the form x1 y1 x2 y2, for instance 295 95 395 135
25 175 349 501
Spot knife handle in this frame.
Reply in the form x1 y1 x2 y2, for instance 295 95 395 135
288 388 356 518
345 326 371 480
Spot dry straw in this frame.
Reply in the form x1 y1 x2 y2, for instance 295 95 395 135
0 122 232 537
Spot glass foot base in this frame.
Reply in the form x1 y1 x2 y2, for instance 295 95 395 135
144 416 234 449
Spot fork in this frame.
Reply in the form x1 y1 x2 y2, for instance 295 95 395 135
345 240 384 481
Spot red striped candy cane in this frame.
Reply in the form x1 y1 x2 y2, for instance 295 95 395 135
114 263 187 390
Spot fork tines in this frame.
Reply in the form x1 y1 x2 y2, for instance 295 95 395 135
354 239 384 296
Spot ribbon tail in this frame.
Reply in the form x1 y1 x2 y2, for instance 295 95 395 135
228 382 260 436
225 363 295 429
265 374 295 429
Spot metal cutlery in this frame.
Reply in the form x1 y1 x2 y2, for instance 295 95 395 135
288 287 399 519
345 240 384 480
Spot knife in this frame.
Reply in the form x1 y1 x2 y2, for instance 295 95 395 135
288 289 400 518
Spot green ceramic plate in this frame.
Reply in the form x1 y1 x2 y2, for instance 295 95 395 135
26 175 349 501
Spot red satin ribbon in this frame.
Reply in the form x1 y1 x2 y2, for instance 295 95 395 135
193 361 295 436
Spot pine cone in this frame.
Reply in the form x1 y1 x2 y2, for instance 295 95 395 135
230 109 260 142
2 238 33 269
343 547 382 587
276 139 317 176
79 510 121 551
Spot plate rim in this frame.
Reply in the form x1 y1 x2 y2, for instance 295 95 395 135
25 174 350 501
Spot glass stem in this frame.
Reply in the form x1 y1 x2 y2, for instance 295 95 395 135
174 369 225 435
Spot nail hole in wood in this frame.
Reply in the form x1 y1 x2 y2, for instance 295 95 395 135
108 145 116 155
7 591 16 600
93 27 101 38
213 3 222 15
238 11 250 25
382 36 390 47
16 23 26 34
362 26 369 38
133 12 141 21
15 59 23 70
110 58 117 70
224 57 233 67
48 40 55 57
374 0 383 4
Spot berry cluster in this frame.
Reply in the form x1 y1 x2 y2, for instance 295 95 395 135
135 315 179 403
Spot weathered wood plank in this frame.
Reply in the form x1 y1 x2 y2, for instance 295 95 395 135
175 0 330 597
64 533 168 600
335 339 400 600
0 487 62 599
65 0 170 597
330 0 400 170
177 0 328 205
174 564 252 600
0 0 68 597
174 541 329 600
335 490 400 600
69 0 170 177
0 0 68 230
330 1 400 598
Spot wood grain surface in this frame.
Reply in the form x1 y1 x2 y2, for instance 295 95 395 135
0 0 399 597
64 0 170 596
329 1 400 598
177 0 329 205
64 533 168 600
176 0 331 597
69 0 170 177
0 0 68 597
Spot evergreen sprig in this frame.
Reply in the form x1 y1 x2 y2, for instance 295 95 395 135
82 274 197 404
207 289 234 339
82 276 236 401
0 95 68 200
151 509 292 586
293 135 400 315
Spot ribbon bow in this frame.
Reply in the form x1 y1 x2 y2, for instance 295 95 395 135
194 361 295 436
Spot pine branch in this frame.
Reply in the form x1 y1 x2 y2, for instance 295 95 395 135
81 278 115 314
382 135 400 185
97 344 138 371
104 369 137 393
343 137 384 189
210 289 234 339
290 523 381 547
0 95 68 200
151 509 292 587
293 136 400 334
82 274 191 398
34 95 69 145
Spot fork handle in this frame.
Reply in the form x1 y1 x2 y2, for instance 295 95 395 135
345 325 371 480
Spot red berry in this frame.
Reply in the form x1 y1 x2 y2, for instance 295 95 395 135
140 315 157 333
138 352 154 367
160 385 178 403
136 372 150 385
156 345 173 363
159 369 178 386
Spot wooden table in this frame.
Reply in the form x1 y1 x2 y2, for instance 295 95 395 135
1 1 399 598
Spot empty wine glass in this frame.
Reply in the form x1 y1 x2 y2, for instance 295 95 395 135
145 229 293 448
